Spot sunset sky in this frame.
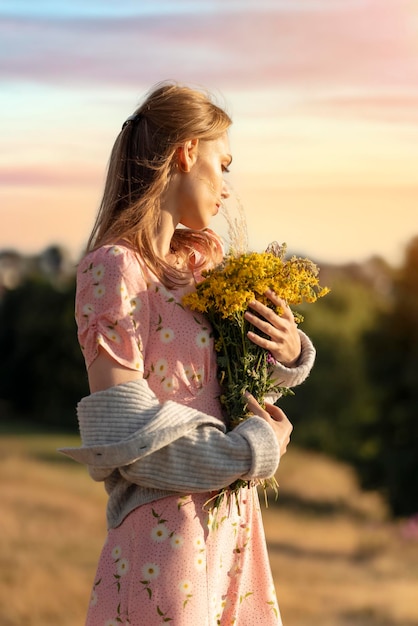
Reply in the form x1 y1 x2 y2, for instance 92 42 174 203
1 0 417 266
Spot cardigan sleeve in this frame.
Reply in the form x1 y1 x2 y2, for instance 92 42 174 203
59 379 280 492
264 330 316 404
117 415 279 492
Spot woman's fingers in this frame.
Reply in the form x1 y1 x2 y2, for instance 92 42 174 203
246 291 293 321
264 402 293 455
245 394 293 457
244 292 301 366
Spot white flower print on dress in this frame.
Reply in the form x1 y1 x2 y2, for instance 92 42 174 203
141 562 160 580
116 281 128 300
193 367 204 387
195 329 210 348
111 545 122 560
82 303 95 316
94 284 106 298
193 536 204 550
110 245 123 256
178 580 193 608
92 263 105 281
170 534 184 549
130 297 142 312
151 524 169 542
133 357 143 371
194 552 206 571
154 358 168 378
162 376 178 394
116 558 130 577
178 580 193 594
103 327 121 343
104 620 119 626
159 327 175 343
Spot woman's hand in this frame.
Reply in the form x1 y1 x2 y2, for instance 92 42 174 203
245 393 293 457
244 289 301 367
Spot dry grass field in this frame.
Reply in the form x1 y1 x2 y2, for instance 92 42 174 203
1 432 417 626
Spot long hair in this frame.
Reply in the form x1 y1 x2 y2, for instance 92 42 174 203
87 82 232 287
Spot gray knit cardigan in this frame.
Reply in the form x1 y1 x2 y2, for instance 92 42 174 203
60 330 315 528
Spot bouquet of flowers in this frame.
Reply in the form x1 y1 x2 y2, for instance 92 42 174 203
184 242 329 419
183 240 329 510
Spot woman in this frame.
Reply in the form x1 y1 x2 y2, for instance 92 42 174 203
61 82 316 625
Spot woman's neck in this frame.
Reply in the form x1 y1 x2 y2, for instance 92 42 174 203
154 209 177 261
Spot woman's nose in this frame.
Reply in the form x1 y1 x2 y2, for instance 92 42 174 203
221 180 230 200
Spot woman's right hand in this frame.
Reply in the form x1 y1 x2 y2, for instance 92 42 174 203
245 393 293 457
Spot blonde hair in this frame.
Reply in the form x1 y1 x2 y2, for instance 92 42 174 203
87 82 232 287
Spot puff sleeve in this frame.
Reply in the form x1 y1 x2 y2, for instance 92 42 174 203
75 244 150 372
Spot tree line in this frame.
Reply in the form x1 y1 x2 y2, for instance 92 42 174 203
0 238 417 518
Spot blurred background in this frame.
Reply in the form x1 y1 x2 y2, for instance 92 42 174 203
1 1 418 624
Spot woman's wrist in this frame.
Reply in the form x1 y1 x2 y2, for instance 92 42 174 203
279 351 301 368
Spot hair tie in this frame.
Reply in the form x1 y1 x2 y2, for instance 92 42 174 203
122 112 143 131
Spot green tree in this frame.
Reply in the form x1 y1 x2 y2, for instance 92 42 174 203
279 274 380 469
363 236 418 516
0 276 88 429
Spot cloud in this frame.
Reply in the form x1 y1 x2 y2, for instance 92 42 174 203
1 0 416 93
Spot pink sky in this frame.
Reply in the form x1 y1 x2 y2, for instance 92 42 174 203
1 0 417 265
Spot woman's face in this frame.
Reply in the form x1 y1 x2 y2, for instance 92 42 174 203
176 133 232 230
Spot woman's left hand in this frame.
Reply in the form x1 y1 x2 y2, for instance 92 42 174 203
244 289 301 367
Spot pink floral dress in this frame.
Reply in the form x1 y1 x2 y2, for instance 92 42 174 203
75 240 282 626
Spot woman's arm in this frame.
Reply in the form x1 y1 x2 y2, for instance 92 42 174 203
118 391 292 493
60 378 289 492
88 346 143 393
64 350 292 492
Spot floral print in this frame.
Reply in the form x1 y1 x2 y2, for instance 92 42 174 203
76 243 282 625
84 492 281 625
159 327 175 343
195 328 211 348
151 524 169 543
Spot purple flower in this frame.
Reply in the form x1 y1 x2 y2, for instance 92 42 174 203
267 352 276 366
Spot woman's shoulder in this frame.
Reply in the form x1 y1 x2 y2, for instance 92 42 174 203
77 243 145 276
76 244 151 295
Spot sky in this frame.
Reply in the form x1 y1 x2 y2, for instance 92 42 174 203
1 0 418 266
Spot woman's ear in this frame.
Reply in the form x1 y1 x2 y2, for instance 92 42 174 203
177 138 199 173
